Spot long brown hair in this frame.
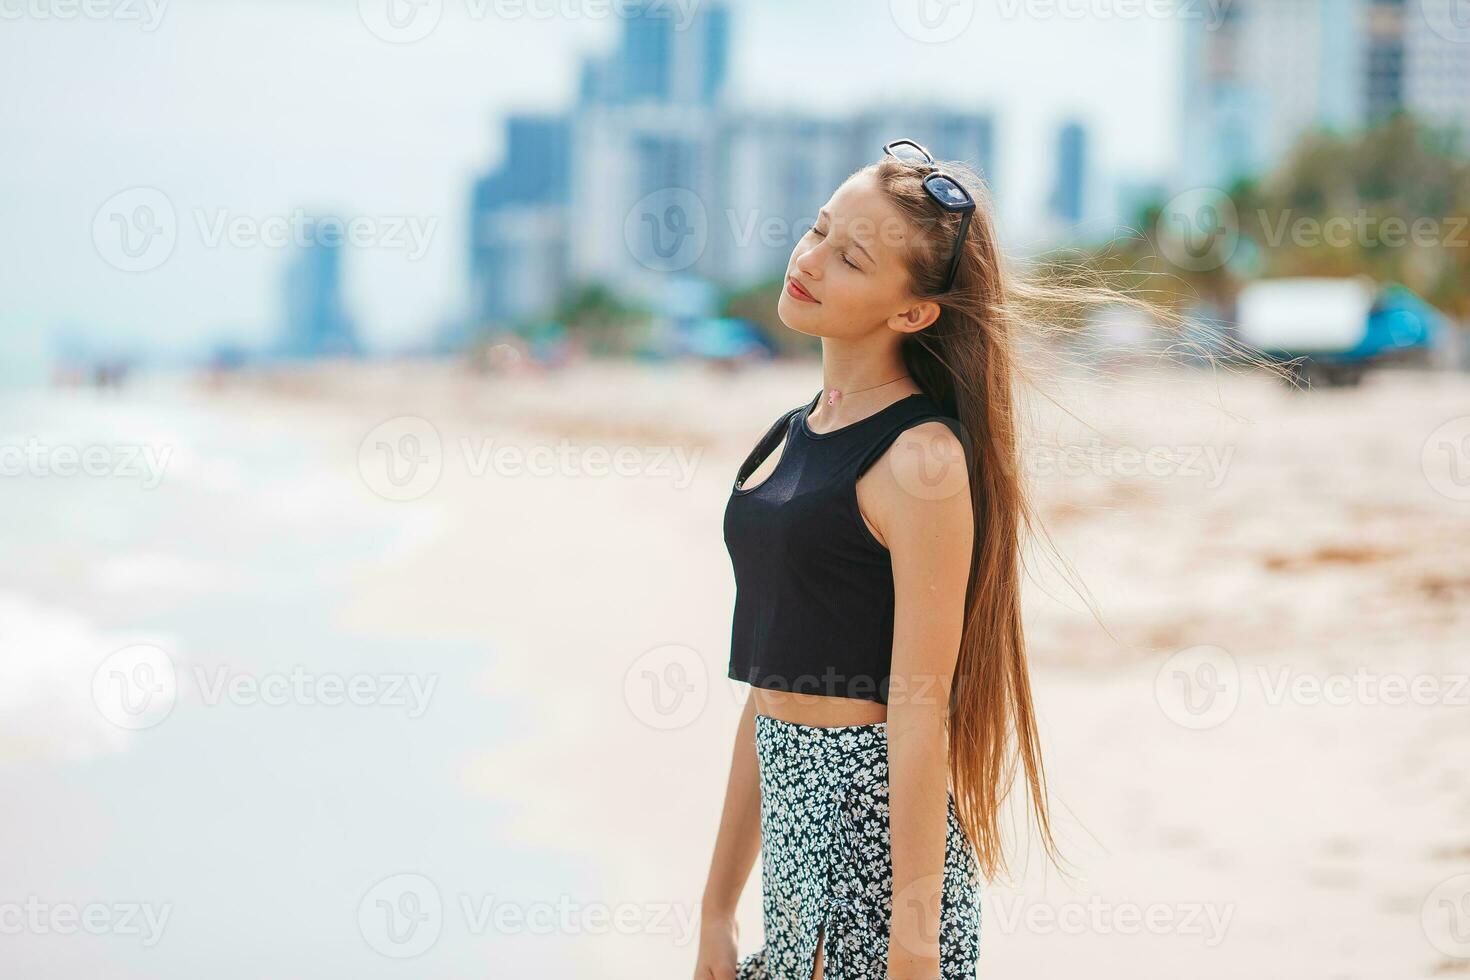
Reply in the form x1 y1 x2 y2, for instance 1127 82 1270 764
869 155 1184 882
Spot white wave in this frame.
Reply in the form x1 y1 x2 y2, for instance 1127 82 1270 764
0 593 175 763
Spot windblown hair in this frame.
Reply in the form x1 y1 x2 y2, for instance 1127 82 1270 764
867 155 1188 883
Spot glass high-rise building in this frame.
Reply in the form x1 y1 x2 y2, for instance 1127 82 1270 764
1179 0 1470 190
469 115 572 324
1049 121 1088 227
469 1 999 326
281 215 359 358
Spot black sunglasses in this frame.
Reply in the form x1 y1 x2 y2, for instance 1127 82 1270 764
881 138 976 292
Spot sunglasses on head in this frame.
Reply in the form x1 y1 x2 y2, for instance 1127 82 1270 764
881 138 976 292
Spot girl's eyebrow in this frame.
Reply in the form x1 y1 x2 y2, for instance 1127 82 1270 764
816 208 877 266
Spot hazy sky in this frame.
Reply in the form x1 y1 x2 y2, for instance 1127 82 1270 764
0 0 1182 363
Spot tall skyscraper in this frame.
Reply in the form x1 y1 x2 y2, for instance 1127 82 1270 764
1180 0 1359 188
1179 0 1470 190
281 215 359 358
578 0 730 108
468 1 999 327
1393 0 1470 139
1049 121 1087 227
565 0 732 309
1365 0 1408 122
469 115 572 324
711 110 998 287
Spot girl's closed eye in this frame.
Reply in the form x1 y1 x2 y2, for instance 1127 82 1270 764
807 226 856 269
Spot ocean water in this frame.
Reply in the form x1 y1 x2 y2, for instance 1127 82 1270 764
0 378 588 977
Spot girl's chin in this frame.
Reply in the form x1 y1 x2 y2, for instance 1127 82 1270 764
775 303 821 337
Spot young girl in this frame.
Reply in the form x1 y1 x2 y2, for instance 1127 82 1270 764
691 140 1066 980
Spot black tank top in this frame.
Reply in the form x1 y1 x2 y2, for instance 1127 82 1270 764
723 387 968 705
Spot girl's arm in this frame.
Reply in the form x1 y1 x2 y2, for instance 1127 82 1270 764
863 421 974 979
693 692 762 976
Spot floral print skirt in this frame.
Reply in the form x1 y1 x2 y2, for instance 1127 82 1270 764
735 714 982 980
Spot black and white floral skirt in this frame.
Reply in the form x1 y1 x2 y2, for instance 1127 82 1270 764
735 714 982 979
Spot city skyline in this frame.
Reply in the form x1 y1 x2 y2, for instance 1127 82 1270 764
1180 0 1470 190
469 3 1026 330
0 1 1218 372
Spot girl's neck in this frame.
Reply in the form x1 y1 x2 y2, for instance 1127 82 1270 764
812 346 920 423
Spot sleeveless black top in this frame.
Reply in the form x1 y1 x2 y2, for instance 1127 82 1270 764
723 387 967 705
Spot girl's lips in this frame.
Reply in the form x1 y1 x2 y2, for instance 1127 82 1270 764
786 277 819 303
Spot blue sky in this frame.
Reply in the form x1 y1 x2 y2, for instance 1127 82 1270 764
0 0 1181 365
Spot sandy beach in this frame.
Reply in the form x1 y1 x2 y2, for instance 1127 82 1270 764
4 354 1468 977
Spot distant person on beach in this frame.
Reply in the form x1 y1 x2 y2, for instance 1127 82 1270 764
691 138 1160 979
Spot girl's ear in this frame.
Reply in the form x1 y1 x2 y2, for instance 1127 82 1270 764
888 300 941 335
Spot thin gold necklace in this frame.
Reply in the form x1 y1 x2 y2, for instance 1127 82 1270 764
823 374 910 407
